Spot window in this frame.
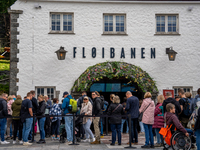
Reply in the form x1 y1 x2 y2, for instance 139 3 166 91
50 13 74 33
36 87 55 100
173 86 193 97
103 14 126 34
155 14 179 34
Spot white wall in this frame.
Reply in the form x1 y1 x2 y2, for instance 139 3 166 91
11 0 200 99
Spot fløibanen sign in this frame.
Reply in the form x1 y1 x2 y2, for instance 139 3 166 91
73 47 156 59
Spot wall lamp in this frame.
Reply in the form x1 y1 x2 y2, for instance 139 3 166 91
166 47 177 61
55 46 67 60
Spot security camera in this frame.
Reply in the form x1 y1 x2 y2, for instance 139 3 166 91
34 4 41 9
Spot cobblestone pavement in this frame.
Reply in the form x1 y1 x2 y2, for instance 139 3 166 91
0 133 164 150
0 132 197 150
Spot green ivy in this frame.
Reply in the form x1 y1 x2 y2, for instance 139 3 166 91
0 83 9 94
71 61 158 93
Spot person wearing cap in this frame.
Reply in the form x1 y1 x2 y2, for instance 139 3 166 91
62 91 73 144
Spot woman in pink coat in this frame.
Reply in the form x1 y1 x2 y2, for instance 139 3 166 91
152 95 165 147
139 92 155 149
6 96 14 140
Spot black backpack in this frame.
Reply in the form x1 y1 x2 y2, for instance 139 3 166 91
183 98 192 117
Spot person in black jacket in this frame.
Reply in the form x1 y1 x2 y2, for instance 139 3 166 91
0 93 10 144
36 95 46 144
90 91 102 144
107 96 124 146
162 92 181 117
28 90 38 141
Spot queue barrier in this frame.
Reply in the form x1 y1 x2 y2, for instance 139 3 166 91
0 114 137 149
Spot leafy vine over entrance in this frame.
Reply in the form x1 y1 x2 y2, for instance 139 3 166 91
71 61 158 94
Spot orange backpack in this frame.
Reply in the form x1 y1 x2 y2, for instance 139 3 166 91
159 124 173 146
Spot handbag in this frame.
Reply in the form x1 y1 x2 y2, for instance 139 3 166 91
138 103 151 122
187 113 196 130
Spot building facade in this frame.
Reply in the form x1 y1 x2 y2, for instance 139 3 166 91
10 0 200 100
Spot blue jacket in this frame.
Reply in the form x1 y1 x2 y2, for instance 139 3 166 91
125 96 139 119
191 94 200 113
46 100 52 109
62 95 73 114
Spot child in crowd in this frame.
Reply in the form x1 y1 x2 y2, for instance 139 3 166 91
165 103 189 137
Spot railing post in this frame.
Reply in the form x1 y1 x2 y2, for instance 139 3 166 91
69 113 79 145
31 116 35 143
105 116 108 136
124 114 136 149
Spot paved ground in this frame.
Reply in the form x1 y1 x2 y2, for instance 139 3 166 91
0 133 163 150
0 133 197 150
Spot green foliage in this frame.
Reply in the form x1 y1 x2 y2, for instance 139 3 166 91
71 61 158 94
0 0 16 14
0 74 8 80
0 83 9 94
0 60 10 71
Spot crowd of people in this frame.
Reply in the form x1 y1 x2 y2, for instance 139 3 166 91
0 88 199 150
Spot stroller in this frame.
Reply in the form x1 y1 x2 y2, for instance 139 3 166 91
59 114 83 143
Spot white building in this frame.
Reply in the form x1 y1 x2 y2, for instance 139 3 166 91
9 0 200 101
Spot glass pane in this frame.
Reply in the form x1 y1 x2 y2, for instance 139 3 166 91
109 27 113 31
68 15 72 20
57 26 60 30
121 16 124 21
51 88 54 94
156 16 165 32
47 88 50 94
116 16 119 21
68 26 72 31
56 15 60 19
41 88 44 95
105 27 108 31
104 15 108 21
121 27 124 31
116 27 119 31
63 26 67 30
109 16 113 20
52 14 55 19
37 88 40 95
173 27 176 32
63 15 68 20
161 27 165 32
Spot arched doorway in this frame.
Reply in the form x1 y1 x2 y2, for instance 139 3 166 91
71 61 158 101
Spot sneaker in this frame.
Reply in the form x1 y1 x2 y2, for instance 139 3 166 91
13 141 17 144
1 141 10 144
141 145 150 148
154 143 161 147
19 141 23 144
66 141 72 145
37 139 46 144
150 145 154 148
23 142 32 146
91 138 95 142
57 137 60 140
100 135 104 138
82 139 90 142
110 143 115 146
52 136 55 141
90 140 100 144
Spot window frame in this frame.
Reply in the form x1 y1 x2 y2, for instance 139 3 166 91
173 86 193 97
155 14 179 35
102 13 127 35
49 12 74 34
35 86 56 100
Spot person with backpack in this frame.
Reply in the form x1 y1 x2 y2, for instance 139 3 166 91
178 88 192 128
62 91 74 144
107 96 124 146
90 91 102 144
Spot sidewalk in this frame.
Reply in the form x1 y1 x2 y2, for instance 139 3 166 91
0 133 164 150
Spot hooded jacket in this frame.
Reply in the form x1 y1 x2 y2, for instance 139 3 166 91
62 95 73 114
0 98 8 117
139 98 155 125
165 112 187 133
12 98 22 120
162 97 181 117
153 103 164 129
92 97 102 116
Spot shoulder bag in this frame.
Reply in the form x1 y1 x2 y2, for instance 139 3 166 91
138 102 151 122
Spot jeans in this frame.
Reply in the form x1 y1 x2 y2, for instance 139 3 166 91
6 118 14 137
23 118 33 142
128 118 138 143
28 117 36 140
38 117 46 140
154 128 163 144
83 119 94 139
13 119 23 141
139 121 145 133
121 119 129 133
143 123 154 146
100 118 103 135
110 124 121 144
196 129 200 150
51 119 60 136
0 118 7 141
64 114 73 142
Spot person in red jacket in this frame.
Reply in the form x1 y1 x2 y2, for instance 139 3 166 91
153 95 165 147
